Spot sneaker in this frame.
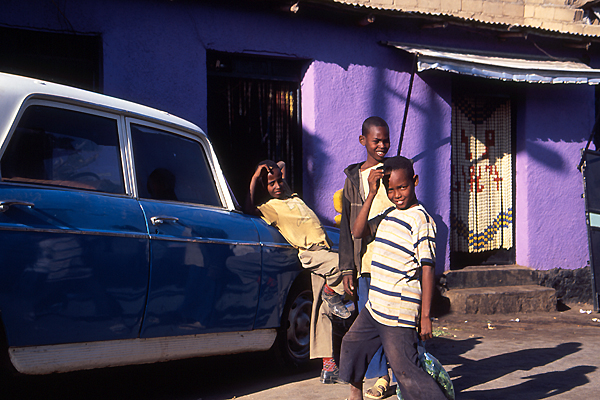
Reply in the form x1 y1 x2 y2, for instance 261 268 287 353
321 290 351 319
320 367 339 384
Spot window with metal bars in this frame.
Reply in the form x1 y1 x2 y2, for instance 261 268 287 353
207 51 304 205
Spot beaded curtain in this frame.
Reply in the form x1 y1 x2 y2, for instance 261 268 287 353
451 96 513 253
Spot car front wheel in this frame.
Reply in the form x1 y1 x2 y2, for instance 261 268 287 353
273 276 313 367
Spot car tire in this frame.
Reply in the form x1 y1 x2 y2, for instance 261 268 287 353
272 274 313 368
0 316 17 378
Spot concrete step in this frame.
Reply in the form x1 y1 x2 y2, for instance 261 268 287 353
443 264 537 290
445 285 557 314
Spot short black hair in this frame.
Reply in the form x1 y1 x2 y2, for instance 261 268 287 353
253 159 282 205
256 159 280 171
382 156 414 190
362 116 389 137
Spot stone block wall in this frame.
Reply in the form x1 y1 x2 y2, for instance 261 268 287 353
332 0 600 37
537 266 593 304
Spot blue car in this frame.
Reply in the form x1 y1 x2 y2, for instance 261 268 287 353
0 72 337 375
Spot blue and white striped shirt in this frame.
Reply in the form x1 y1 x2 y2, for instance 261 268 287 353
365 204 436 328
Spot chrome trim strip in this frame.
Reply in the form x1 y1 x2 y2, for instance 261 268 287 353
149 235 259 246
119 115 137 196
0 225 296 246
9 329 277 375
261 242 296 249
0 225 148 239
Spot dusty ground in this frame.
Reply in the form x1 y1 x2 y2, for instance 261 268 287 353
425 302 600 400
5 303 598 400
234 302 600 400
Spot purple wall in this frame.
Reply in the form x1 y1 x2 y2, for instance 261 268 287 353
516 84 593 270
2 0 595 272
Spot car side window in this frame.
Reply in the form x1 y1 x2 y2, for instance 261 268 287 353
0 104 125 194
130 124 221 207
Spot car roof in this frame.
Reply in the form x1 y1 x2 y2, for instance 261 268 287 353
0 72 204 138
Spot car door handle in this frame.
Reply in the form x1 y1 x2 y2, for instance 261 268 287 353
150 216 179 225
0 200 35 212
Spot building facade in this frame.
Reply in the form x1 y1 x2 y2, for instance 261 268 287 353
2 0 599 274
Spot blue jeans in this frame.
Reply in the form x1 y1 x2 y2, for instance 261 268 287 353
358 276 388 379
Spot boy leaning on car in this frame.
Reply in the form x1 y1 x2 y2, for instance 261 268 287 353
244 160 350 383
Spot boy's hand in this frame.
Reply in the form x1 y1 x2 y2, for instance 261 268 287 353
343 275 355 296
419 316 433 341
253 164 271 179
367 168 384 197
252 164 272 187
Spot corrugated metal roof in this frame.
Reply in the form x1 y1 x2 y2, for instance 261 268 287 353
328 0 600 38
387 42 600 84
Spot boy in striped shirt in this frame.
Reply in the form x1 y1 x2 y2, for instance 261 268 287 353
339 156 445 400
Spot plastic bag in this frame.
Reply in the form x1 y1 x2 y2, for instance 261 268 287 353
396 342 455 400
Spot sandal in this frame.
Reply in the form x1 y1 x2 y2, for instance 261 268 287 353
364 377 390 399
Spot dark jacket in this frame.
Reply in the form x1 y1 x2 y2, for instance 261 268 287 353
339 162 368 276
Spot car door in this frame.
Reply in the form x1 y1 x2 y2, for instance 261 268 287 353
128 121 262 338
0 101 149 347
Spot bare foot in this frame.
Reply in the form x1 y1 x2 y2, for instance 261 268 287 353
349 381 364 400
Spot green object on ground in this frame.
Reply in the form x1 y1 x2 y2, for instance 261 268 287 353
396 344 455 400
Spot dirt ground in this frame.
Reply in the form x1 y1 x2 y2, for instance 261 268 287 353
4 303 599 400
433 301 599 336
234 302 600 400
423 302 600 400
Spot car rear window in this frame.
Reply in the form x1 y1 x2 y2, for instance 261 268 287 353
0 105 125 194
130 124 221 207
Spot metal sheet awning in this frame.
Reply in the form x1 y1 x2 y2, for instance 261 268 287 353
386 42 600 84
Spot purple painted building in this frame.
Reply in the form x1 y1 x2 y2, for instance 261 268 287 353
2 0 599 275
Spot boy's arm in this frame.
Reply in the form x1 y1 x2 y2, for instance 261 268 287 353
244 164 269 215
339 179 356 295
418 216 437 341
352 168 384 238
420 264 435 341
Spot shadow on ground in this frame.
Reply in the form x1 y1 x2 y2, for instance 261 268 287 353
2 351 322 400
428 337 594 400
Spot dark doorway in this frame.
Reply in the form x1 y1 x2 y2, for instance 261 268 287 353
582 150 600 310
0 27 102 92
207 51 305 204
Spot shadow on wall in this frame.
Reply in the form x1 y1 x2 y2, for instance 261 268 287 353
303 52 453 256
526 140 566 171
301 47 414 223
431 214 448 277
302 131 335 225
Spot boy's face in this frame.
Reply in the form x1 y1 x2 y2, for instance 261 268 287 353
266 167 286 199
360 126 390 164
386 168 418 210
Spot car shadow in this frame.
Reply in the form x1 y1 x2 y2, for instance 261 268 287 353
2 350 323 400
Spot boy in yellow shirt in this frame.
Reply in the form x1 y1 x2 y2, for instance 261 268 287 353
245 160 349 383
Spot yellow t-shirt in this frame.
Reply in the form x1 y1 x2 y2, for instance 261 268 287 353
360 164 394 275
258 195 329 251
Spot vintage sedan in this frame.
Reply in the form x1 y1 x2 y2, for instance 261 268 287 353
0 72 336 375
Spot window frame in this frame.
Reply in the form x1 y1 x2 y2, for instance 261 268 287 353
125 118 228 209
0 99 130 196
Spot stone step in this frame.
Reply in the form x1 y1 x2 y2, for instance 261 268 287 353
445 285 557 314
443 264 537 290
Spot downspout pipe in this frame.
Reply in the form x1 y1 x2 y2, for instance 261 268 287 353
398 52 417 156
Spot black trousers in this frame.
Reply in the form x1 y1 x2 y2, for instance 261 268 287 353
339 309 446 400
